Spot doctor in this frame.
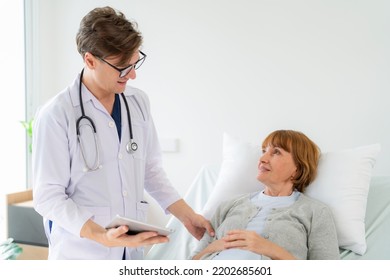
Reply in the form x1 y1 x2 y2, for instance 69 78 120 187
32 6 214 260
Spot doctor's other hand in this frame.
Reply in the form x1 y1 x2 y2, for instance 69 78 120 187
81 219 168 248
167 199 215 240
185 213 215 240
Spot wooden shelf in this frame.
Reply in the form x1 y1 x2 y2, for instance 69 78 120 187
16 243 48 260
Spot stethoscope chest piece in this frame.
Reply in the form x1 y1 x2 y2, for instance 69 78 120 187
126 141 138 153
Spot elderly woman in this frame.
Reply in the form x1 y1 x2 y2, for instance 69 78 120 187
191 130 340 260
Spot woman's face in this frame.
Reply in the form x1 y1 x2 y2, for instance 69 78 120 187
257 145 297 193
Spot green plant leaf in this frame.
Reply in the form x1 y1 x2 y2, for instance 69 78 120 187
0 237 14 246
0 238 23 260
20 118 34 138
20 118 34 153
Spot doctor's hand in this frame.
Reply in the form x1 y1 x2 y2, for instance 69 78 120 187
184 213 214 240
105 225 169 247
81 219 168 248
168 199 215 240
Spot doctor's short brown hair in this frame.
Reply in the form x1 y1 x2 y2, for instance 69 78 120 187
76 6 142 66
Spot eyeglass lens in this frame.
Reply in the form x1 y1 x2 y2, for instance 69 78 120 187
119 53 146 78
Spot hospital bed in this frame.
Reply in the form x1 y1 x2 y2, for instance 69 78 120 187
146 163 390 260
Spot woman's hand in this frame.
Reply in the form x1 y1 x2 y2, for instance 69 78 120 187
223 230 296 260
192 239 226 260
223 230 268 254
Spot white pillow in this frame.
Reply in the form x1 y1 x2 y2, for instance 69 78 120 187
305 144 380 255
202 133 263 219
202 132 380 255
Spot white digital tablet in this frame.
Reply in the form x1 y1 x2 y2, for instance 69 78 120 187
105 215 175 236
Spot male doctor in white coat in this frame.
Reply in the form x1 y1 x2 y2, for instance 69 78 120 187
32 6 214 259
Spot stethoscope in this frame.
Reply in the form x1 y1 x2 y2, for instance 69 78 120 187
76 69 138 171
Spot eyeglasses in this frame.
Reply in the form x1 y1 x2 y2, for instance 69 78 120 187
98 51 147 78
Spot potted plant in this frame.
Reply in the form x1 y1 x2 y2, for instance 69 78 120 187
21 118 34 153
0 238 23 260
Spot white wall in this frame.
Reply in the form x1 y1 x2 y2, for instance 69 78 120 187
27 0 390 226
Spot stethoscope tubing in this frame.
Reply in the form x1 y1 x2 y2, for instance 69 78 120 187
120 92 138 153
77 69 138 170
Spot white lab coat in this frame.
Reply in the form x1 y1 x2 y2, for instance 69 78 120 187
32 73 181 259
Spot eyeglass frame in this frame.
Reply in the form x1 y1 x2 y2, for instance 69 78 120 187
96 51 147 78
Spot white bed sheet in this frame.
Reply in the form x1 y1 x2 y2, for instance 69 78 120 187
146 164 219 260
145 164 390 260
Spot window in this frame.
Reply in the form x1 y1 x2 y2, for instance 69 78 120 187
0 0 26 241
0 0 26 195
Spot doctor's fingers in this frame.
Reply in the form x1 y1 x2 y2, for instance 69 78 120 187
103 228 168 247
188 215 215 240
202 219 215 238
126 232 169 247
106 225 130 239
